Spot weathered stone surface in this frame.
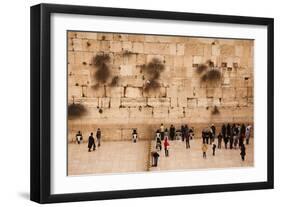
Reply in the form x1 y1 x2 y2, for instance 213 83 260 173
67 31 254 139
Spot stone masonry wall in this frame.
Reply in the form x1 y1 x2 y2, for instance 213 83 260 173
67 31 253 142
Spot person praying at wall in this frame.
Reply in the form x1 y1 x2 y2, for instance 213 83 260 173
217 132 222 149
226 123 231 148
88 132 95 152
189 127 194 140
185 131 190 149
181 125 185 142
96 128 101 147
164 137 170 157
155 130 162 151
160 123 165 140
151 151 160 167
184 124 189 142
202 143 208 159
211 124 216 144
240 144 246 161
76 131 83 144
212 143 217 156
245 124 252 145
132 129 138 143
169 125 175 140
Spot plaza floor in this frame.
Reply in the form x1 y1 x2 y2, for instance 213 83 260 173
149 139 253 172
68 139 253 176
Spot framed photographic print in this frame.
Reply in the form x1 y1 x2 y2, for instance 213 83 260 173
30 3 274 203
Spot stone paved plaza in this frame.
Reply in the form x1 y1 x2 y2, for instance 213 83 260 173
149 139 253 172
68 141 149 175
68 138 253 176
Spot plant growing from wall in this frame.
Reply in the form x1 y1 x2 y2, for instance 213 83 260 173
92 53 111 84
211 105 220 115
142 58 165 93
68 97 87 119
196 60 222 116
109 76 119 87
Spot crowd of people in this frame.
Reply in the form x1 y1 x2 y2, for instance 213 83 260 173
74 122 252 167
151 123 252 167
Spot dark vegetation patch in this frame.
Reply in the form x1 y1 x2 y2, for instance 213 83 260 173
68 103 87 118
142 58 165 93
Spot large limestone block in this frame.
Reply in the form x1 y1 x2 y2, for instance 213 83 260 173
174 56 184 67
136 54 146 65
107 87 123 98
185 43 204 56
128 34 145 42
220 45 235 56
72 38 83 51
153 107 170 119
121 97 146 107
147 98 170 107
187 98 197 108
132 42 144 53
82 39 99 52
122 41 133 51
110 41 122 52
222 87 235 98
211 45 220 56
110 97 121 108
176 43 185 56
120 65 134 76
235 87 248 98
125 87 143 98
144 43 170 55
221 98 238 107
99 41 110 52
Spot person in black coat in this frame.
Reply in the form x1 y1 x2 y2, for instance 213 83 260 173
181 125 185 141
240 144 246 161
211 124 216 143
88 132 95 152
217 133 222 149
169 125 175 140
221 124 226 140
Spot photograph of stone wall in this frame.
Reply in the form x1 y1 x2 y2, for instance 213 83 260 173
67 31 254 175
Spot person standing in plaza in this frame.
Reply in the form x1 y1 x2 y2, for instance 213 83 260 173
156 130 162 151
217 132 222 149
151 151 160 167
160 123 165 140
240 144 246 161
221 124 226 140
186 131 190 149
76 131 83 144
230 124 235 149
132 128 138 143
212 143 217 156
164 137 170 157
211 124 216 144
181 125 185 142
169 124 175 140
189 127 194 140
96 128 101 147
226 123 231 148
88 132 95 152
245 124 252 145
184 124 189 141
202 143 208 158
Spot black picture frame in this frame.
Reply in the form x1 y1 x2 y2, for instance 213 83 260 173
30 3 274 204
